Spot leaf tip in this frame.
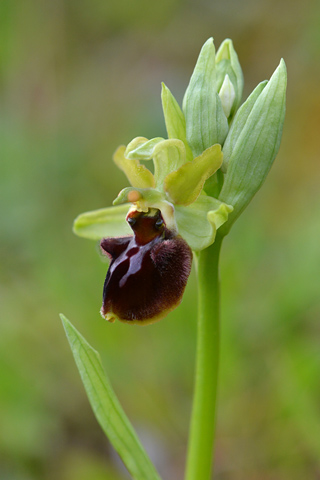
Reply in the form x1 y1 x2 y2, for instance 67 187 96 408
60 313 72 340
60 312 70 329
279 58 287 80
72 217 80 236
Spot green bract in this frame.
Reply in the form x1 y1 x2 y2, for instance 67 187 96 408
183 38 228 157
73 38 286 251
219 59 287 234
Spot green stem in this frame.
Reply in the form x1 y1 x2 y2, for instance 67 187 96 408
185 234 223 480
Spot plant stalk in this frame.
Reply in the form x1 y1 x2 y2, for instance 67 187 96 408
185 233 223 480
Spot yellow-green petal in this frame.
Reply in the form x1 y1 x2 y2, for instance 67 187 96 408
207 202 234 231
175 195 233 251
73 204 131 240
164 144 223 206
113 145 155 188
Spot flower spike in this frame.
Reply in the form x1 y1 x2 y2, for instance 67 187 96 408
73 37 286 323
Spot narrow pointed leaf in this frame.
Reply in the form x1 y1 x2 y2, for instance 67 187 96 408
73 204 131 240
183 38 228 156
175 196 232 251
60 315 162 480
113 146 155 188
161 83 193 162
164 144 223 206
219 59 287 235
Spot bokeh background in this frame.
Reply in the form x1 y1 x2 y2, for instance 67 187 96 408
1 0 320 479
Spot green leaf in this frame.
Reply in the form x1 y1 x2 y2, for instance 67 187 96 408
219 59 287 234
175 196 233 251
183 38 228 157
164 144 223 206
216 38 244 115
60 315 162 480
161 83 193 162
113 145 155 188
73 204 131 240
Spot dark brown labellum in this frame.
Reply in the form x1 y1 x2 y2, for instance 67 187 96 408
100 208 192 324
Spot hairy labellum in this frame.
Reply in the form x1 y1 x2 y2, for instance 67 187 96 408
100 208 192 324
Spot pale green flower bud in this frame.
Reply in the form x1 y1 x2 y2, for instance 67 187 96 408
218 74 236 118
183 38 228 156
215 38 244 117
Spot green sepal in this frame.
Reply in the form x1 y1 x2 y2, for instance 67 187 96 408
175 196 233 251
125 137 164 160
161 83 193 162
218 59 287 235
113 145 155 188
125 137 186 191
164 144 223 206
216 38 244 116
151 139 186 190
183 38 228 157
61 315 162 480
73 204 131 240
221 80 268 172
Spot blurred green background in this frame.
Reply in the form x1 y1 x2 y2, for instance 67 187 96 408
1 0 320 479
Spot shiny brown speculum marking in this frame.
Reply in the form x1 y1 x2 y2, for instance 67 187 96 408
100 208 192 324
